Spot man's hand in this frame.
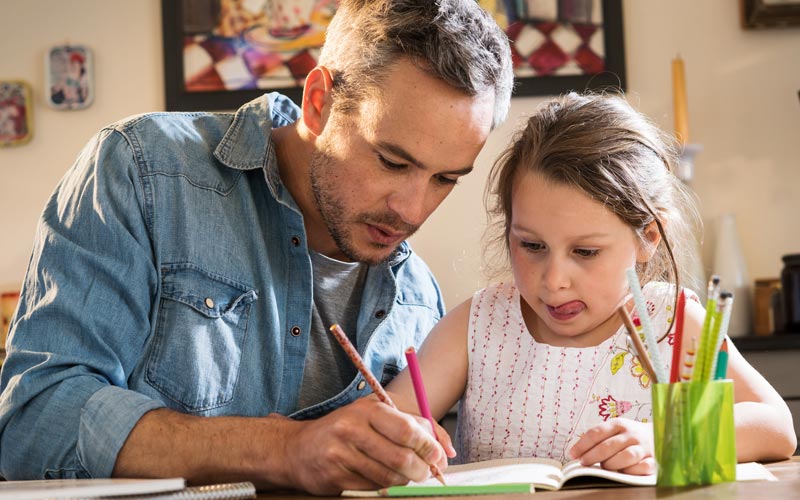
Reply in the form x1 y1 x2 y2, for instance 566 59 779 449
568 419 654 475
280 397 448 495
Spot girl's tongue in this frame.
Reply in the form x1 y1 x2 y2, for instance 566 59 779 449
548 300 586 320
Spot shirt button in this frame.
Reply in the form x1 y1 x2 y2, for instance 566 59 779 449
357 380 366 390
375 310 386 319
291 236 300 246
204 297 215 308
290 326 301 336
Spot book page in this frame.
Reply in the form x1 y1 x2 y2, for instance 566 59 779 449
560 460 655 489
342 459 778 496
408 457 565 490
735 462 777 482
559 460 776 489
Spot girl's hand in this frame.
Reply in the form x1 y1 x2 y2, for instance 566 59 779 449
568 419 655 475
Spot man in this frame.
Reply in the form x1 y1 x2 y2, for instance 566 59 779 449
0 0 512 494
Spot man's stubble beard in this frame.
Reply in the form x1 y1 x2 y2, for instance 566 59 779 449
308 149 419 265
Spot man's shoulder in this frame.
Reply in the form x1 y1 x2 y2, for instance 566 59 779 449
103 92 299 151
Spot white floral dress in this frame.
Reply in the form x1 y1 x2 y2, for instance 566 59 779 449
454 281 700 464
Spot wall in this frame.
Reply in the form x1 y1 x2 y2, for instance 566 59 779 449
0 1 164 290
1 1 799 321
411 1 800 311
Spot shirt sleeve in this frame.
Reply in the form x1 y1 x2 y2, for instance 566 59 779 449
0 127 165 479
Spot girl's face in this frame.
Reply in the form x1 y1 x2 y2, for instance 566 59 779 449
509 172 655 347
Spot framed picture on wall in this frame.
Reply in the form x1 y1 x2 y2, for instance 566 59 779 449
0 80 33 147
741 0 800 28
45 45 95 110
162 0 337 111
488 0 626 96
162 0 626 112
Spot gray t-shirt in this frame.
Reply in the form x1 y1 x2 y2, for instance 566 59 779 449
297 250 368 409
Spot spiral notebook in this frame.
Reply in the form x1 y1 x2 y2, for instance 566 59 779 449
0 478 256 500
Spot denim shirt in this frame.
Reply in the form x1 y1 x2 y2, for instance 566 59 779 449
0 93 445 480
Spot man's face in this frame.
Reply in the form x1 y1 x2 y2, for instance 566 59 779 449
308 60 495 264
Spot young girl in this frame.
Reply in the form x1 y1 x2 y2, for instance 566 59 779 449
386 93 796 475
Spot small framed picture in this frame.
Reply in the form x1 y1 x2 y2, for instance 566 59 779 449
0 80 33 147
46 45 94 110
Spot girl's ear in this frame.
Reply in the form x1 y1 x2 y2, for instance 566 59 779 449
301 65 333 137
636 220 663 263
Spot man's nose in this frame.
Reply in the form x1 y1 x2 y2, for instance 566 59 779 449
387 181 430 227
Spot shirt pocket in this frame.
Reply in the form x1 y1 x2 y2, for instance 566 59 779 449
146 264 258 412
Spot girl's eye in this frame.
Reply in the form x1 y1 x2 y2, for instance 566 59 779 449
575 248 600 258
378 154 406 171
521 241 545 252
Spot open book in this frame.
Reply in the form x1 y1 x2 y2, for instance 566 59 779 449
342 458 776 497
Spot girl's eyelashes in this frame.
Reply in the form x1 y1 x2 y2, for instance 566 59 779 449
574 248 600 258
520 241 545 252
519 240 600 258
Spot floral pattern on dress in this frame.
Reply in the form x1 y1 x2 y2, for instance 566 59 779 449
597 395 632 420
592 392 650 423
630 355 652 388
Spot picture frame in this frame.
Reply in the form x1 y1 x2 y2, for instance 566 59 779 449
162 0 626 112
162 0 335 111
45 44 95 110
740 0 800 29
499 0 627 97
0 80 33 147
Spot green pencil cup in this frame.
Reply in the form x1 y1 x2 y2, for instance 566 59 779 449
652 380 736 487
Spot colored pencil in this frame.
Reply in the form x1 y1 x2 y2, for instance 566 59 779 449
669 289 686 383
617 306 658 383
693 275 720 382
625 269 667 384
404 347 439 440
714 339 730 380
710 292 734 378
329 324 445 485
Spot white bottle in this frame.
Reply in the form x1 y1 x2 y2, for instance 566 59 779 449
712 213 752 337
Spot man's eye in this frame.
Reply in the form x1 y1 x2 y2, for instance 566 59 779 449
434 174 459 186
378 154 406 170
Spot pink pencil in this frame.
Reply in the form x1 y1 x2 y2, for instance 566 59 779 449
404 347 438 439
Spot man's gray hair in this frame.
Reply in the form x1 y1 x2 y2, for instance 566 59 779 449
318 0 514 129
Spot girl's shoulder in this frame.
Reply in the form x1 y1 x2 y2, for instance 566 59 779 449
471 281 517 303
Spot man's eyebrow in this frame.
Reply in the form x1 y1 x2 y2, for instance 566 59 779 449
377 141 474 176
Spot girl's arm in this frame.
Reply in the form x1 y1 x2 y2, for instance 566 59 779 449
386 298 472 422
682 298 797 461
726 340 797 461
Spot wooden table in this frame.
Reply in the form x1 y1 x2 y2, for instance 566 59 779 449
257 457 800 499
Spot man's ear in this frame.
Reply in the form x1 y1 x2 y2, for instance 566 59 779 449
301 66 333 137
636 220 663 263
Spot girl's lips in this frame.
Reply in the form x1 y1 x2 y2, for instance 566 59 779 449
546 300 586 321
366 224 406 246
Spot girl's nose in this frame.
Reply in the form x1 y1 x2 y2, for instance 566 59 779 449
542 258 570 292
